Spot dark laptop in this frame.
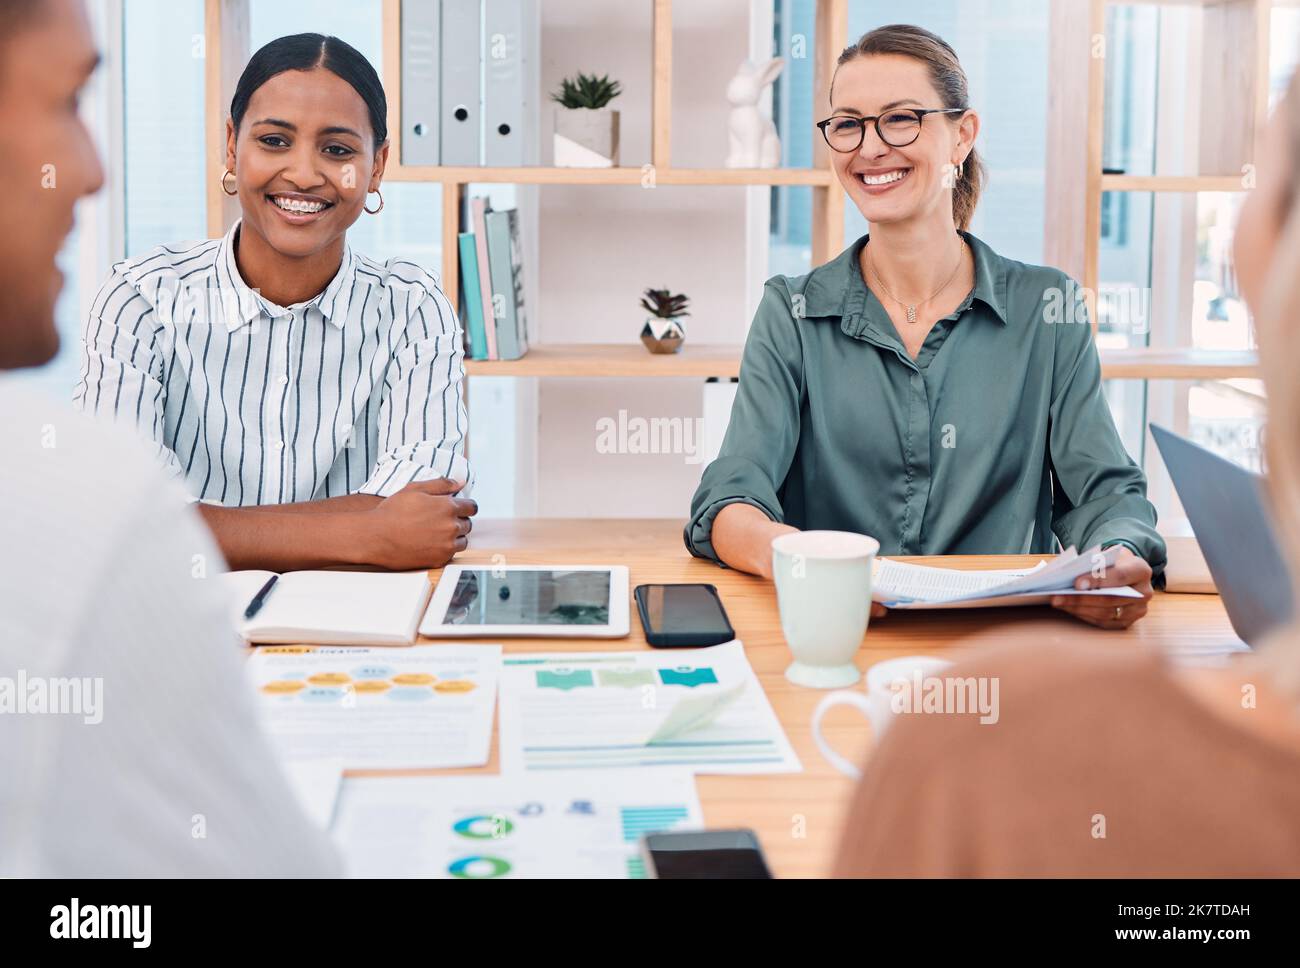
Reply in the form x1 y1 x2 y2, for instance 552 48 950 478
1150 423 1294 647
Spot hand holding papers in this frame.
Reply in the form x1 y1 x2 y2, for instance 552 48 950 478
873 545 1143 610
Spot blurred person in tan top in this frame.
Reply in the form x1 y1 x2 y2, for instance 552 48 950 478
834 67 1300 878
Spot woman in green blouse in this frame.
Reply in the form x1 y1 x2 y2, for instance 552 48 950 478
686 24 1164 629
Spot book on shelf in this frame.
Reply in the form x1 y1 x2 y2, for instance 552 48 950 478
485 207 529 360
457 233 490 360
460 196 530 362
468 197 499 359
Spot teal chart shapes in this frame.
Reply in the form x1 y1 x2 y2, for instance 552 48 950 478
536 668 594 690
597 667 656 688
448 855 512 879
453 814 514 840
658 666 718 688
620 806 689 843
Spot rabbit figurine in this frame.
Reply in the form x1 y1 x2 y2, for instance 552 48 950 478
725 56 785 168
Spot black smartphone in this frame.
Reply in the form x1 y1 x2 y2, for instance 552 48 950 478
640 829 772 879
633 583 735 648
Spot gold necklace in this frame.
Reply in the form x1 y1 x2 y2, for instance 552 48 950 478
866 238 967 324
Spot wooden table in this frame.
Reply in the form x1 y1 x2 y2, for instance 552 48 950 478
397 518 1236 878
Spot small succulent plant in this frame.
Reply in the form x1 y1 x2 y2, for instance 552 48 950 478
641 288 691 319
551 73 623 110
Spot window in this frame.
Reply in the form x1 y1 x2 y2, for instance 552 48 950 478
1097 3 1289 523
1270 5 1300 108
843 1 1050 264
769 0 815 278
124 0 206 255
771 0 1051 275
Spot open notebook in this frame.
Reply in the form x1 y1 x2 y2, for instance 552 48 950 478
222 570 434 645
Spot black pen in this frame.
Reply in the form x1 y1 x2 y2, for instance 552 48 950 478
244 575 279 620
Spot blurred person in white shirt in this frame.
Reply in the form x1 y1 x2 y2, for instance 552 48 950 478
0 0 339 876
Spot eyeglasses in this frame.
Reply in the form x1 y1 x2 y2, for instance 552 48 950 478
816 108 967 152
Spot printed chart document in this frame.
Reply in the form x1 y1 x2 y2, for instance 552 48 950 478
873 545 1144 609
498 640 801 774
332 770 702 878
247 644 500 770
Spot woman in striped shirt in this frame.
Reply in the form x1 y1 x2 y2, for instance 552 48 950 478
74 33 475 571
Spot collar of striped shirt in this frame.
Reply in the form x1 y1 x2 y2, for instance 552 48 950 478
212 219 358 332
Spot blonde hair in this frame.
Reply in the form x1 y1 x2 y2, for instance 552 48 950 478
834 24 984 231
1256 67 1300 696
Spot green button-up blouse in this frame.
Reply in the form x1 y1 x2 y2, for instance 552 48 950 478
685 231 1166 573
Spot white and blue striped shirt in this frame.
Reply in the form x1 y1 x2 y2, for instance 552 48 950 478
73 220 470 505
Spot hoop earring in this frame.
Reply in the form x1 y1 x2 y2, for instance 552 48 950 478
364 189 385 215
220 169 238 197
954 160 964 181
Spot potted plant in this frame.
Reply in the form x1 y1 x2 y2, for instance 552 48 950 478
640 288 689 354
551 73 622 168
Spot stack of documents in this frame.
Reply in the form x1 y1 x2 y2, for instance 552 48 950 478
872 545 1143 610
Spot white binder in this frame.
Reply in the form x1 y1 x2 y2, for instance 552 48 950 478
441 0 481 166
483 0 526 167
400 0 440 165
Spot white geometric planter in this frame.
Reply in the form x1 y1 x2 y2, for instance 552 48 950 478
554 107 620 168
640 315 685 354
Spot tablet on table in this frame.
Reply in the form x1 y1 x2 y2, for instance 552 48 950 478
420 565 630 638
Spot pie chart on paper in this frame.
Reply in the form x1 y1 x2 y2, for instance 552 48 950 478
452 814 514 839
447 855 512 879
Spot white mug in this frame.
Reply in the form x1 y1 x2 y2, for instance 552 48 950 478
811 655 952 779
771 530 879 689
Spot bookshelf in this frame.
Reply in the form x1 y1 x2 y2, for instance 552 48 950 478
382 166 836 186
201 0 1263 382
203 0 848 381
460 342 1263 380
1096 347 1261 380
464 342 744 378
381 0 849 378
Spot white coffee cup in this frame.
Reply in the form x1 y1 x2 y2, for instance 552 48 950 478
811 655 952 779
771 530 880 689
